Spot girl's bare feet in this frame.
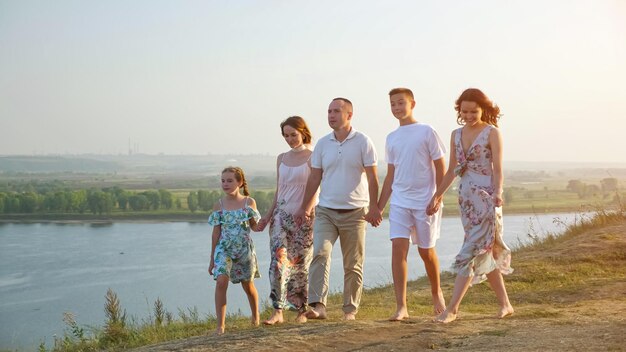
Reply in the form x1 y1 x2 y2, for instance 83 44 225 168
497 305 514 319
263 310 284 325
434 309 457 324
215 326 225 335
389 308 409 321
251 316 260 326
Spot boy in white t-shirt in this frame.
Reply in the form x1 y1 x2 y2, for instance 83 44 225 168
378 88 447 321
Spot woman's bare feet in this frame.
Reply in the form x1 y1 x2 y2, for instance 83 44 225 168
304 304 327 319
295 311 308 323
434 309 457 324
433 291 446 315
215 326 225 335
496 305 514 319
389 308 409 321
263 310 284 325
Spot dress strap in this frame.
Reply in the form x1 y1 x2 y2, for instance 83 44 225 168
244 197 249 209
219 198 224 211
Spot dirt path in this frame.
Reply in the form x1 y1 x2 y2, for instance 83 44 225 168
135 222 626 351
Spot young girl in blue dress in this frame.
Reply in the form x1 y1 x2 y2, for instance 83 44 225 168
208 166 262 335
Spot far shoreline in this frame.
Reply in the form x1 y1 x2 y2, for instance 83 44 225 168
0 205 597 224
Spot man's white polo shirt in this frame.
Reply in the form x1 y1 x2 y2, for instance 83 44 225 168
311 129 378 209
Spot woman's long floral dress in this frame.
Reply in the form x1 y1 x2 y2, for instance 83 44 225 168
453 125 513 285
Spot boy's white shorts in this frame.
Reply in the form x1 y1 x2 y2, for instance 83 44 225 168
389 204 442 248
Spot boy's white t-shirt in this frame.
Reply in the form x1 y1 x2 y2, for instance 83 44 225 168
385 122 446 209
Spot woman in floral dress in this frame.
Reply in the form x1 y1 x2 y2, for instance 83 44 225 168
257 116 316 324
427 88 514 323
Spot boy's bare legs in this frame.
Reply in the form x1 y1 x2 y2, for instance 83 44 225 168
215 275 229 334
435 274 472 323
241 280 260 326
486 269 514 318
418 247 446 314
390 238 410 321
263 308 283 325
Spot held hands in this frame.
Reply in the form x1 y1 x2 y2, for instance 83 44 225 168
293 207 311 227
364 206 382 227
427 194 442 216
256 217 269 232
493 193 504 207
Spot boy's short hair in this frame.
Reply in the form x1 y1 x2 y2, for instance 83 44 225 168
388 88 414 101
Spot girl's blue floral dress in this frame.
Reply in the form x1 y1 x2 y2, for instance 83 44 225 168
453 125 513 285
208 198 261 283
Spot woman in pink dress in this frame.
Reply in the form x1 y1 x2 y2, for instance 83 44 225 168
257 116 317 324
428 88 514 323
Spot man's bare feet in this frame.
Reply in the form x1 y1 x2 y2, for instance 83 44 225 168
496 305 514 319
263 310 284 325
215 326 225 335
432 290 446 315
434 309 457 324
304 304 327 319
295 312 308 323
388 308 409 321
343 312 356 321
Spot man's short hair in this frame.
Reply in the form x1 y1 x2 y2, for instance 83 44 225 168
332 97 353 112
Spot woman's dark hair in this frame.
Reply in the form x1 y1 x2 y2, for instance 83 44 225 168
454 88 501 127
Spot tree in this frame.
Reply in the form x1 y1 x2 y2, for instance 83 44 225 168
601 178 618 194
128 194 149 211
141 191 161 210
197 190 211 212
187 192 198 213
159 189 173 210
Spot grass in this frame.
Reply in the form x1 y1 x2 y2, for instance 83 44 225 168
35 206 626 352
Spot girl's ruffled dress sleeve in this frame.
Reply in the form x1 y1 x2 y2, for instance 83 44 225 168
207 211 221 226
246 207 261 223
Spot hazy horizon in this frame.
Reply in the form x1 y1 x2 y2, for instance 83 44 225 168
1 1 625 163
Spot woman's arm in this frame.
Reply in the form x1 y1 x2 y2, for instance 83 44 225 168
490 128 504 206
257 154 281 231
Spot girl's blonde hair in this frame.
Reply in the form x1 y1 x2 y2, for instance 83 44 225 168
221 166 250 196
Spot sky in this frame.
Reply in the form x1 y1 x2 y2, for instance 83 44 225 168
1 0 625 163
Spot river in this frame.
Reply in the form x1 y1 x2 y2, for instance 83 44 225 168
0 212 583 350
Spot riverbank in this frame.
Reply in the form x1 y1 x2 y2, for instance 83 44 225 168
43 210 625 352
137 213 626 351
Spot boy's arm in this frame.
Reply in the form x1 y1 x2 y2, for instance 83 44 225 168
433 157 446 189
377 163 395 215
427 132 457 215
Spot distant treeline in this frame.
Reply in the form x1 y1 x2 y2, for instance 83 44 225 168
0 186 275 215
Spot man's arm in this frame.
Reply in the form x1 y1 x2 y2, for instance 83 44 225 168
293 167 322 225
363 165 382 227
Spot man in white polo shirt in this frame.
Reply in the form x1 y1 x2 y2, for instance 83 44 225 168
295 97 381 321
